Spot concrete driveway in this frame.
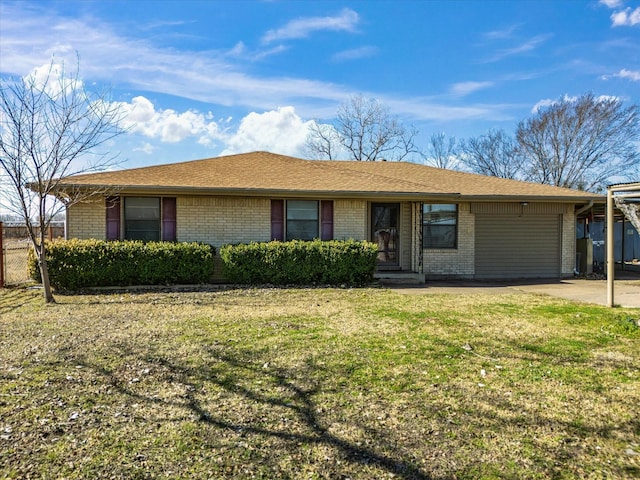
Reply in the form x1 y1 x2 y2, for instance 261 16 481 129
386 274 640 308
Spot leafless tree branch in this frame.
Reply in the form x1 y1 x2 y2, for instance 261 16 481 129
0 56 126 302
459 129 525 179
517 93 640 192
423 132 458 169
304 95 418 161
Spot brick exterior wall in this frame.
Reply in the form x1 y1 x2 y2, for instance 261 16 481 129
422 202 475 278
65 195 578 280
177 196 271 246
561 205 576 277
66 198 105 239
65 195 372 246
399 202 412 271
333 199 367 240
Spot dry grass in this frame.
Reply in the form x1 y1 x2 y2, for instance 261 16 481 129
1 286 639 479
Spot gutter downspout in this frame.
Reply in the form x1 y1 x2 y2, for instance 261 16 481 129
576 201 595 244
575 200 594 217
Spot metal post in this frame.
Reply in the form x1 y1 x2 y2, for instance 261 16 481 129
606 187 614 307
621 217 625 271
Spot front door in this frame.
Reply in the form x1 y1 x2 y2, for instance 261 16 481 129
371 203 400 268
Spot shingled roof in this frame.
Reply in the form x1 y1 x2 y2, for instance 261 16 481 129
57 151 603 203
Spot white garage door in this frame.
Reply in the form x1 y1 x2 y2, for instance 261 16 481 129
475 214 561 279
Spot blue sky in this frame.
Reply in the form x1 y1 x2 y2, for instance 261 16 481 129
0 0 639 169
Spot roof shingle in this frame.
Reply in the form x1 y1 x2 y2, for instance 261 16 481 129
58 151 603 202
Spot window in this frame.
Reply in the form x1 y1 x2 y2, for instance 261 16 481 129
124 197 161 240
271 199 333 241
107 196 177 241
286 200 319 241
423 204 457 249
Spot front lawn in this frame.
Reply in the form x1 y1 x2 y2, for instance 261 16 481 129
1 287 638 479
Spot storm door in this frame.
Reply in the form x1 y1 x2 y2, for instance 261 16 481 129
371 203 400 268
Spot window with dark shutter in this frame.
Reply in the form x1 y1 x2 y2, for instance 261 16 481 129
272 199 332 241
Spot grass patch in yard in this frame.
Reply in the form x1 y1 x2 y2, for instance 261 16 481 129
1 287 639 479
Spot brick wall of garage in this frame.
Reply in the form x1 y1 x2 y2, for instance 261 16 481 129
562 206 576 277
422 202 475 278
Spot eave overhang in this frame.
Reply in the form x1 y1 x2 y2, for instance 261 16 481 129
52 182 604 205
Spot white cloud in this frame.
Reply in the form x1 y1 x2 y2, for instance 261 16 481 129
449 81 494 96
227 41 289 61
24 61 83 96
531 98 556 113
133 142 156 154
602 68 640 81
261 8 359 44
0 3 352 116
600 0 623 8
611 7 640 26
220 107 314 156
0 3 519 127
111 97 314 157
531 94 620 113
483 34 553 63
111 96 223 144
332 46 379 62
483 24 520 40
385 96 512 122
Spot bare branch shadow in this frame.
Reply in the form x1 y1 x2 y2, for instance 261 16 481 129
74 340 433 480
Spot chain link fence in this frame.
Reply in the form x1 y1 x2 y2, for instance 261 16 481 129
1 222 64 287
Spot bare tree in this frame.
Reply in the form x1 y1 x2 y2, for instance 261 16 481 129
423 132 458 169
459 129 524 179
304 121 342 160
0 59 125 302
517 93 640 191
305 95 419 161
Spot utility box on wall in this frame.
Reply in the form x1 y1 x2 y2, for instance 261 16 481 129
576 238 593 275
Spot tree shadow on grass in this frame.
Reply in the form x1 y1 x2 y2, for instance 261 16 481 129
0 287 41 315
76 341 433 479
9 327 639 479
47 318 640 479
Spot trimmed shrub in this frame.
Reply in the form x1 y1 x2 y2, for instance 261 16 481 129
28 239 215 291
219 239 378 286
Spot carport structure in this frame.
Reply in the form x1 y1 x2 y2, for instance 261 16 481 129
607 181 640 307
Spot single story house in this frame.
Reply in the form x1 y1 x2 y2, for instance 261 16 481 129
55 151 603 281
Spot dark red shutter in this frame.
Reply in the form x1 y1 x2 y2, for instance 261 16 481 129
271 199 284 241
162 197 177 241
320 200 334 240
106 196 120 240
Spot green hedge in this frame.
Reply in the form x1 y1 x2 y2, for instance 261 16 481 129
29 239 215 291
219 239 379 286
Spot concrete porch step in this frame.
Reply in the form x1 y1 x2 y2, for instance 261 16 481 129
374 271 426 284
